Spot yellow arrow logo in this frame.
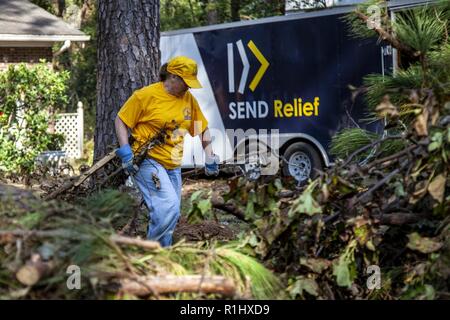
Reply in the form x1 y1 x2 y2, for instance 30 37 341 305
247 40 269 92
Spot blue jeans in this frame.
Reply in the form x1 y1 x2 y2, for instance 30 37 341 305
133 158 181 247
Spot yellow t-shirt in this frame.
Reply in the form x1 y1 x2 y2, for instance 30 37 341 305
118 82 208 169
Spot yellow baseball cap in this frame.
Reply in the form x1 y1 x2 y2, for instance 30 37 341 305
167 56 202 89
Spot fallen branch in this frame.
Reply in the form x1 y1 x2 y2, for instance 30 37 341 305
372 212 427 225
119 275 236 297
211 197 247 222
74 151 117 188
276 190 301 198
355 168 401 205
354 10 419 58
354 160 409 205
110 234 161 250
44 150 117 200
0 229 160 250
342 135 403 168
365 145 418 170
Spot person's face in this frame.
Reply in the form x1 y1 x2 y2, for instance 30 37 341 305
168 74 189 95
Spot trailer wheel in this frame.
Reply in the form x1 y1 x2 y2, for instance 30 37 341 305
282 142 323 183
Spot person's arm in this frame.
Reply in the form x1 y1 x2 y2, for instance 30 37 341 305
200 127 214 158
114 115 137 175
200 127 219 176
115 116 130 147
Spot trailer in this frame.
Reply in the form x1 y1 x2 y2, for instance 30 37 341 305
160 0 432 182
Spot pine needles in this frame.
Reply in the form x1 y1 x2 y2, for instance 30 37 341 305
330 128 378 160
394 7 446 54
0 189 282 299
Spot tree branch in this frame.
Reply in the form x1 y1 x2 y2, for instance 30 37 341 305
119 275 236 297
354 10 419 58
211 197 248 222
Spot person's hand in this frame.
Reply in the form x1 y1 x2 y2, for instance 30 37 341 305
205 153 220 176
116 144 138 176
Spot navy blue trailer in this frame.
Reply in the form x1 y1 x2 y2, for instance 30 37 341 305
160 3 401 181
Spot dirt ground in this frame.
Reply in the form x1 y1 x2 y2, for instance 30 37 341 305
174 177 244 242
117 176 247 242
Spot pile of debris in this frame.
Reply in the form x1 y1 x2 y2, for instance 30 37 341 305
207 1 450 299
0 184 281 299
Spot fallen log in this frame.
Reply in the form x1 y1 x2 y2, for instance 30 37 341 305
110 234 161 250
16 254 55 286
120 275 236 297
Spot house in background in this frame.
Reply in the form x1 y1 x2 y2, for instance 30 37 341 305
0 0 90 161
0 0 90 71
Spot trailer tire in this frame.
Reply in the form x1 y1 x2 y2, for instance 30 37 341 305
282 142 323 183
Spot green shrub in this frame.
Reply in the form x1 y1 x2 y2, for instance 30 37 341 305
0 62 69 174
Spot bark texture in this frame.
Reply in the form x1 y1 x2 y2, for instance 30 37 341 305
95 0 160 160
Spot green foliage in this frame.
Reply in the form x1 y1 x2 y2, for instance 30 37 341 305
393 7 447 54
332 240 357 288
287 276 319 298
334 2 450 161
66 7 97 139
0 191 283 299
185 190 215 223
222 1 450 300
84 189 136 218
239 0 286 20
428 43 450 97
161 0 209 31
288 180 322 217
343 0 390 40
363 69 423 111
407 232 443 254
0 63 69 174
215 246 284 299
154 243 283 299
330 128 377 160
330 127 407 161
26 1 97 140
160 0 286 31
29 0 56 14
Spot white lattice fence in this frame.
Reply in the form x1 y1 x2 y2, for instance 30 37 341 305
55 102 84 159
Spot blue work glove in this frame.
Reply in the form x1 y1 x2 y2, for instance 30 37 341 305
116 144 138 176
205 153 220 176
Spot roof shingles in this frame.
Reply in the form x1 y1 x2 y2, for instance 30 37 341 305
0 0 89 41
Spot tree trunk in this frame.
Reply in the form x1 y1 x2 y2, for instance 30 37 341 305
200 0 219 25
95 0 160 160
271 0 285 16
51 0 66 17
80 0 93 25
57 0 65 16
231 0 240 22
